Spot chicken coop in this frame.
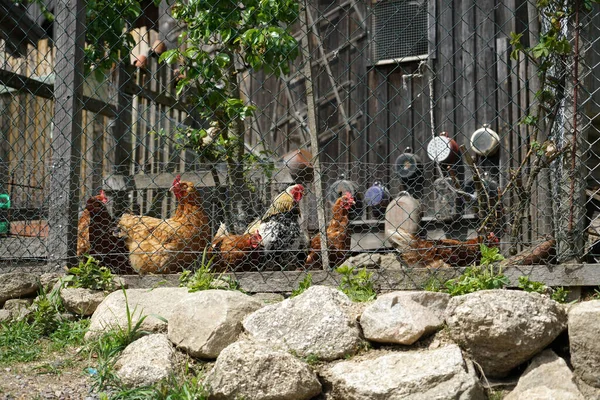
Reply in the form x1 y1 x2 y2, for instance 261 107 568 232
1 0 600 292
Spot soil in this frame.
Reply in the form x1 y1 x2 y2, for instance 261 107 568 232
0 347 96 400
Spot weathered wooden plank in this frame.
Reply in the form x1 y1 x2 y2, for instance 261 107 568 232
118 264 600 292
47 0 86 265
436 0 455 135
475 0 497 126
458 0 476 144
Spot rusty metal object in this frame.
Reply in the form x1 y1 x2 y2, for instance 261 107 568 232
282 149 314 184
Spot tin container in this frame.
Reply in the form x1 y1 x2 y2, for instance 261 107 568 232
427 132 461 164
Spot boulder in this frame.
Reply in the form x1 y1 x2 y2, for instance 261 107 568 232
60 288 106 316
344 253 404 270
392 291 450 320
204 340 321 400
114 334 176 388
323 344 484 400
504 350 584 400
252 292 285 305
360 292 444 345
86 287 192 340
0 272 39 304
3 298 33 320
445 290 567 377
168 290 262 359
0 309 11 322
243 286 363 361
568 300 600 388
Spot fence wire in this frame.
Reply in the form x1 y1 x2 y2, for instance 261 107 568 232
0 0 599 291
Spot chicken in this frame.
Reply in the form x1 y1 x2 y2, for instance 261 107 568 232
116 176 210 274
77 192 99 257
83 191 134 274
209 223 263 272
389 229 500 267
245 184 308 269
305 191 355 270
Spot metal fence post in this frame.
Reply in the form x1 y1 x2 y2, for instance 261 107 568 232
47 0 85 266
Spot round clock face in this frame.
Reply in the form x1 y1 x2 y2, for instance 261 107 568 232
427 136 453 162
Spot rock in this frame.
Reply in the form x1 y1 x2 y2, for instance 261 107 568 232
39 273 62 293
0 272 39 305
252 292 285 305
86 287 192 340
344 253 404 270
323 344 484 400
168 290 262 359
4 299 33 321
243 286 363 361
568 300 600 388
204 340 321 400
360 292 444 345
445 290 567 378
60 288 106 316
114 334 176 388
504 350 584 400
0 309 11 322
391 291 450 320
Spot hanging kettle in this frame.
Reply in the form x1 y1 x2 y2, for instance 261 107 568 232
470 124 500 157
394 147 423 182
427 132 461 164
364 181 391 219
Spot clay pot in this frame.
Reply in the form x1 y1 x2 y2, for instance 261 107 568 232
282 149 314 184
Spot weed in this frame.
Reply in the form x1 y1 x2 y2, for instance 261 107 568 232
479 243 505 266
0 319 42 364
518 276 570 303
303 353 320 366
49 319 90 350
291 273 312 297
423 276 444 292
181 248 242 292
336 265 377 302
64 255 116 291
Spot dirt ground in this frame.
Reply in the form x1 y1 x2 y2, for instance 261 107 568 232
0 347 97 400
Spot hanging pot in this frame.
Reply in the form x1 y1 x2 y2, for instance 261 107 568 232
470 124 500 156
384 192 422 237
394 147 423 181
282 149 314 184
427 132 461 164
328 177 363 220
364 181 390 219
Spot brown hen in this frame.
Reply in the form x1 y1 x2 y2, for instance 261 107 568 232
116 176 210 274
209 223 262 272
305 192 355 270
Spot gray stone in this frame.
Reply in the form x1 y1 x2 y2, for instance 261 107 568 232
86 287 193 340
3 299 33 320
360 292 443 345
252 292 285 304
168 290 262 359
114 334 176 388
0 309 11 322
391 291 451 320
323 344 484 400
504 350 584 400
0 272 39 304
60 288 106 316
569 300 600 388
204 340 322 400
345 253 405 271
243 285 363 361
445 290 567 378
39 273 63 293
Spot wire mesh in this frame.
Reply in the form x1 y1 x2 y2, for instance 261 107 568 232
0 0 598 292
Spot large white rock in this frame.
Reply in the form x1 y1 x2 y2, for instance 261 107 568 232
86 287 192 340
204 340 322 400
168 290 262 359
504 350 584 400
360 292 444 345
323 344 484 400
60 287 106 316
243 285 363 361
0 272 39 304
569 300 600 388
114 334 176 388
445 290 567 378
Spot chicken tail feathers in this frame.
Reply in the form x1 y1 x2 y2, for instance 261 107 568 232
215 222 229 240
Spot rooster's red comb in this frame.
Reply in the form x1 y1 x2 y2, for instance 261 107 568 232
99 190 108 203
173 175 182 186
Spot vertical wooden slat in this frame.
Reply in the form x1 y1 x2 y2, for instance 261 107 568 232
436 0 455 135
47 0 86 264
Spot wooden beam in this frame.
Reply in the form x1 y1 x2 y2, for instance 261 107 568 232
47 0 86 266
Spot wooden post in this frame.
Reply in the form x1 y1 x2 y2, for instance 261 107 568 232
111 64 135 218
47 0 85 266
300 0 329 270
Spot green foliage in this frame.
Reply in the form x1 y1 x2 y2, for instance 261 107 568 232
49 319 90 350
444 265 509 296
180 248 242 292
291 273 312 297
0 319 43 364
423 276 444 292
518 275 570 303
444 244 508 296
336 265 377 302
303 353 320 366
64 256 116 291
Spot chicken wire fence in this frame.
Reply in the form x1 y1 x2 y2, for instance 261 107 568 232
0 0 599 291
